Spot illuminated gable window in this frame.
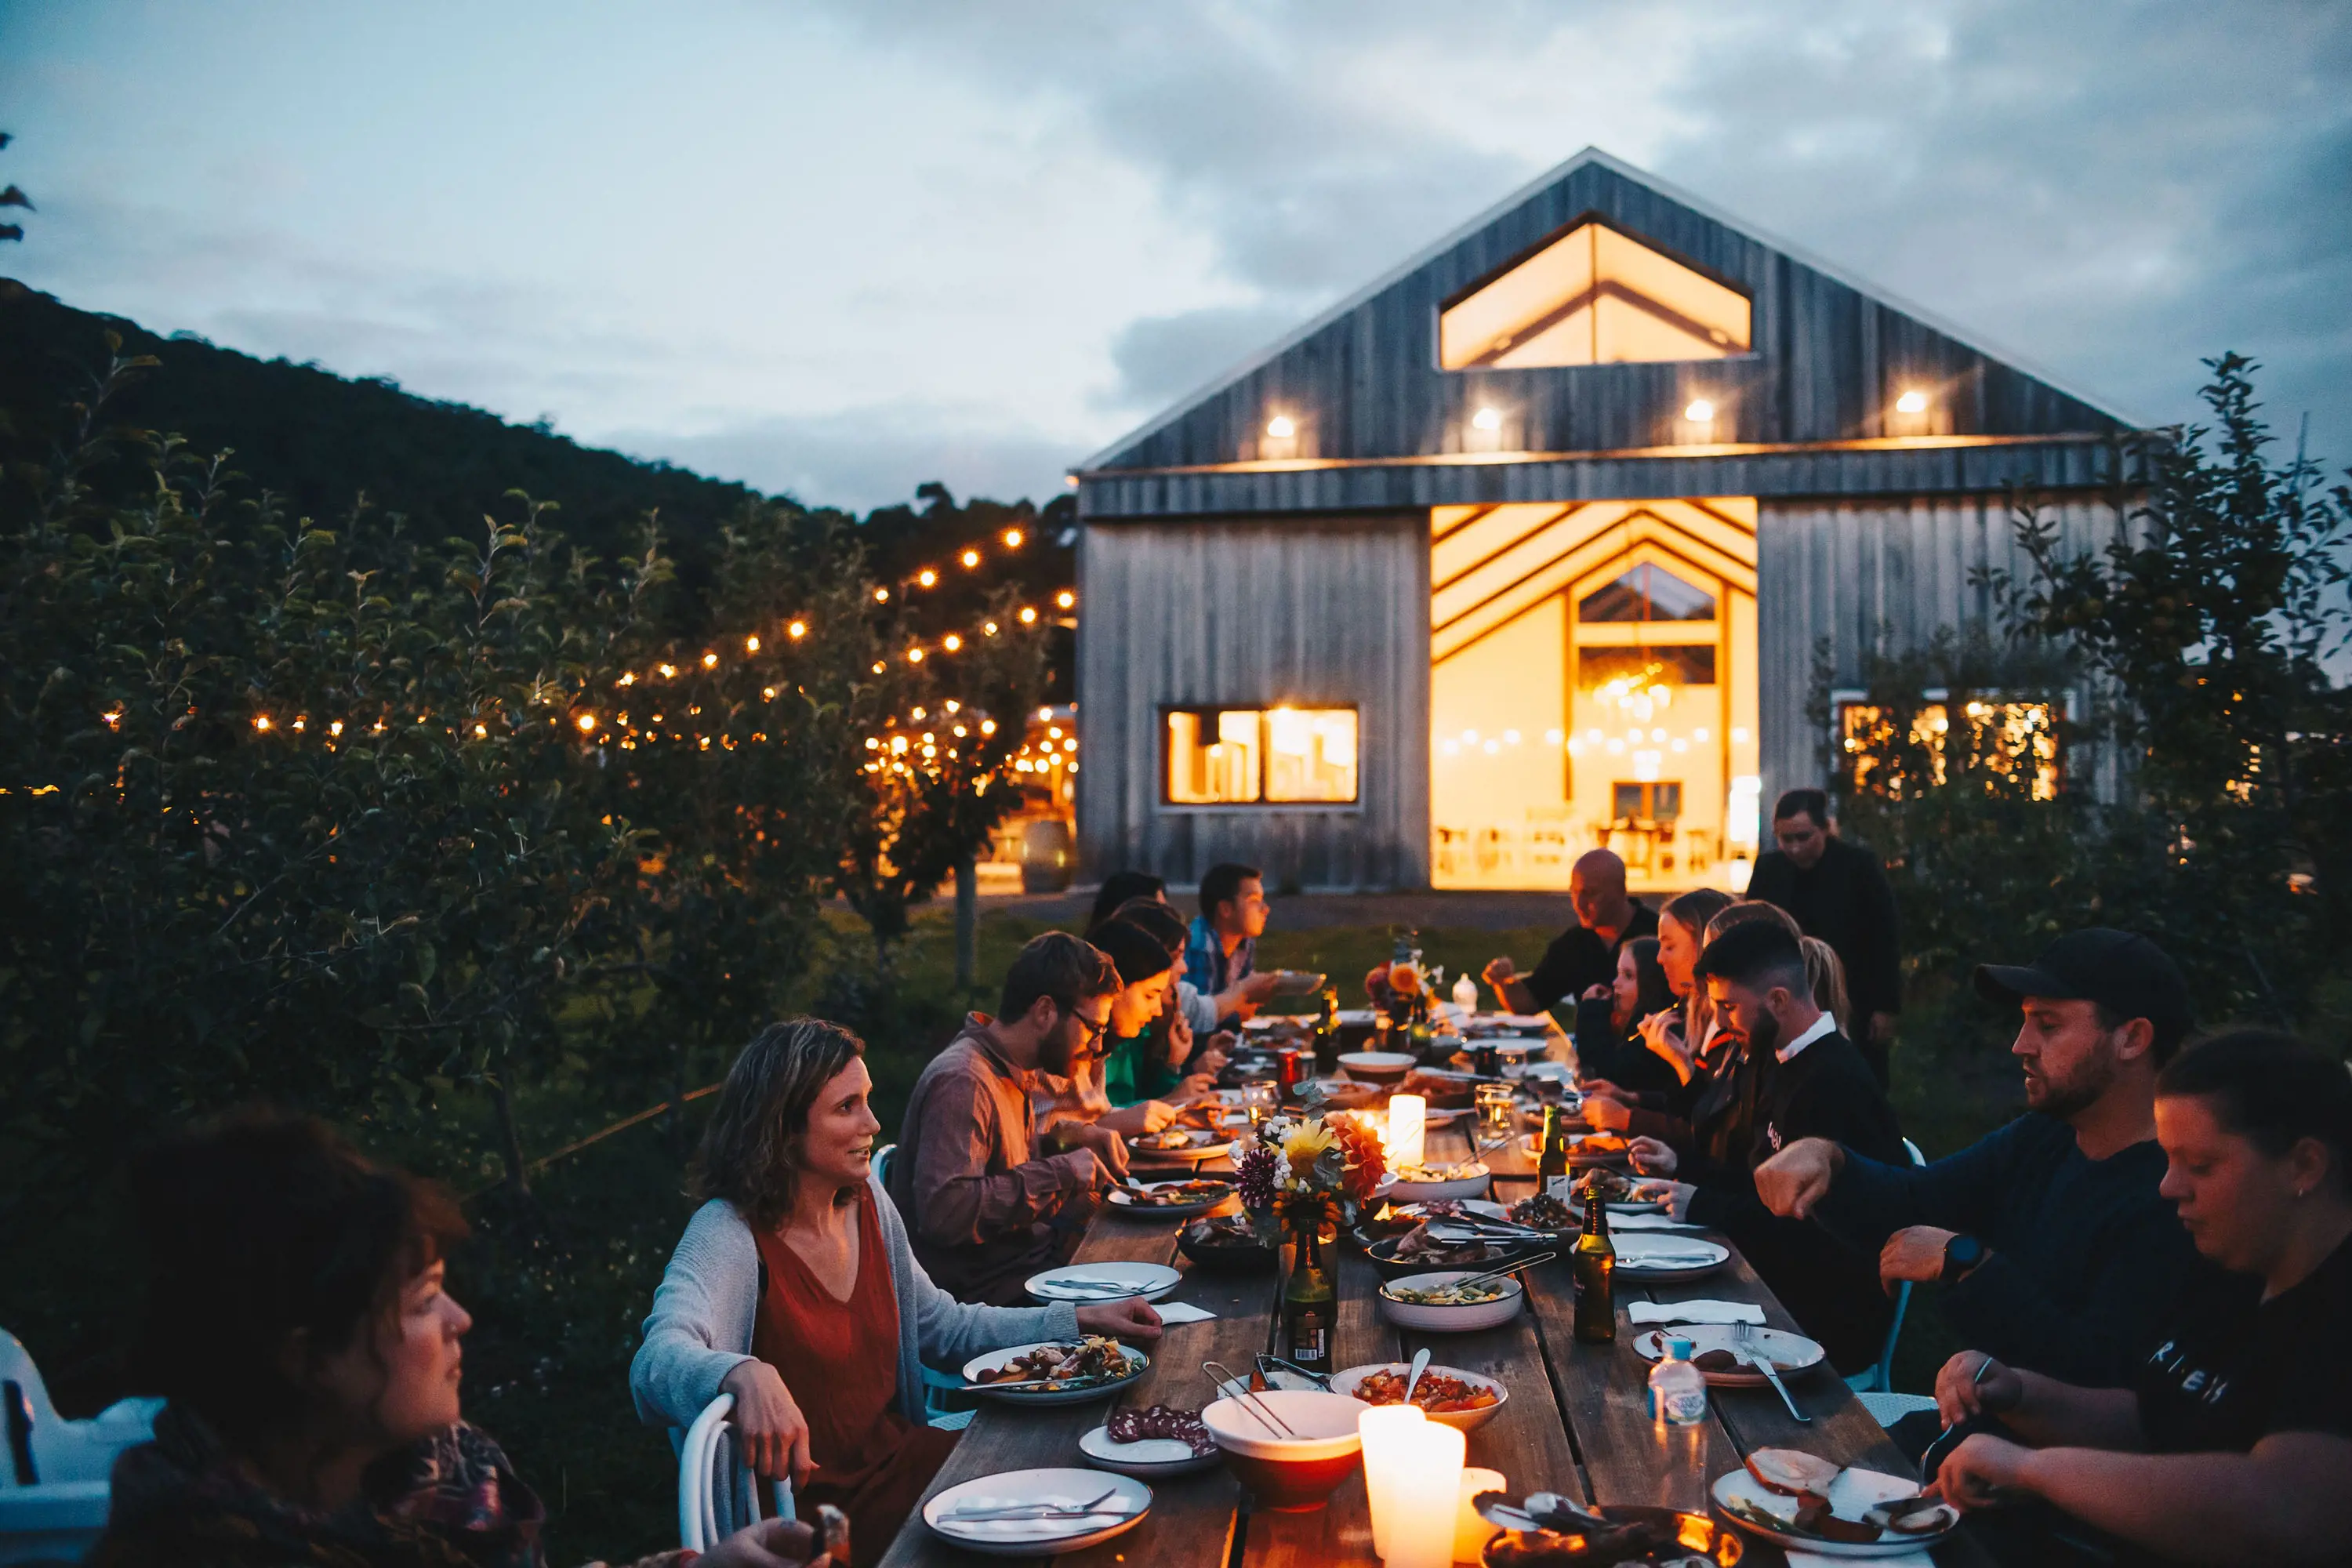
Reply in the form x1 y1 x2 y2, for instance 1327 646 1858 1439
1838 698 2061 800
1439 220 1751 370
1579 563 1717 623
1165 707 1358 805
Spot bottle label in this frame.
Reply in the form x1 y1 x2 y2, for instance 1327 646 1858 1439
1545 1175 1579 1200
1650 1384 1708 1424
1290 1327 1327 1367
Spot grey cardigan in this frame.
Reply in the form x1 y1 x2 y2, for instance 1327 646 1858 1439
629 1174 1079 1435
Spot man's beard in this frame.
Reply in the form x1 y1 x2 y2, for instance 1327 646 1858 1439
2027 1047 2117 1120
1742 1008 1782 1060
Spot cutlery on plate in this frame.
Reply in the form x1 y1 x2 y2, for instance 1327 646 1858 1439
1735 1323 1809 1423
1253 1353 1332 1390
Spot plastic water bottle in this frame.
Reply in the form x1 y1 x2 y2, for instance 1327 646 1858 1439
1452 971 1479 1016
1647 1338 1708 1425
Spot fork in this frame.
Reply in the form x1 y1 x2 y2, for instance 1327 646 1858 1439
943 1486 1124 1522
1735 1323 1808 1424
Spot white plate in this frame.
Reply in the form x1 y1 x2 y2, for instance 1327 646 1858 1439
924 1468 1152 1554
1711 1467 1958 1558
1126 1128 1233 1163
1632 1326 1827 1385
1334 1007 1378 1025
1025 1261 1183 1304
1505 1060 1575 1082
1337 1051 1416 1081
1328 1363 1509 1432
1375 1269 1526 1332
963 1341 1151 1405
1078 1422 1220 1477
1105 1180 1232 1218
1269 969 1327 994
1611 1238 1731 1279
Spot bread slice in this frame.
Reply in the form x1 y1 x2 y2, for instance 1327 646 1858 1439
1744 1447 1845 1496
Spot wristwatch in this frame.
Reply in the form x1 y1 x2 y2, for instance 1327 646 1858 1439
1940 1233 1985 1285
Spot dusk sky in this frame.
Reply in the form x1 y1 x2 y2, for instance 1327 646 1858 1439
4 1 2347 511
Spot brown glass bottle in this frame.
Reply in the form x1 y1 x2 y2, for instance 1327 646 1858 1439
1573 1189 1617 1345
1537 1105 1570 1196
1283 1221 1338 1374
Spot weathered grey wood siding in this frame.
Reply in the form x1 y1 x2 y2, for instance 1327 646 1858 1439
1757 495 2129 808
1087 153 2127 481
1076 515 1429 891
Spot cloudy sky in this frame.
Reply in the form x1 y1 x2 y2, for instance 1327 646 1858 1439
4 1 2347 511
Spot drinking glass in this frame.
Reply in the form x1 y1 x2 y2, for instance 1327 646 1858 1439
1243 1079 1280 1127
1473 1083 1515 1149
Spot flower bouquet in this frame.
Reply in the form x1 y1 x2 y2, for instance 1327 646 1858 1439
1232 1109 1389 1243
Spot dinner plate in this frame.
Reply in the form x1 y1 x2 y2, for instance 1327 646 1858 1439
1516 1131 1632 1167
1025 1261 1182 1304
1078 1423 1221 1477
1633 1326 1827 1385
1711 1466 1958 1557
923 1468 1152 1555
1126 1127 1233 1163
1610 1237 1731 1279
1105 1179 1232 1218
963 1341 1151 1405
1328 1363 1510 1432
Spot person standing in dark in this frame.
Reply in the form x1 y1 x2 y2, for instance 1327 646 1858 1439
1747 788 1901 1089
1481 848 1658 1018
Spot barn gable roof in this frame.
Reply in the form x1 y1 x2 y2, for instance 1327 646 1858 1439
1076 149 2136 510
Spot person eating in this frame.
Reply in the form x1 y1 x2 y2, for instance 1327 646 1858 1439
1570 936 1681 1102
1184 862 1281 1026
95 1111 824 1568
635 1017 1161 1563
1481 848 1657 1018
1926 1029 2352 1563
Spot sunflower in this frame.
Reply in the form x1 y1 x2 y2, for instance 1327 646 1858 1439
1281 1120 1336 1175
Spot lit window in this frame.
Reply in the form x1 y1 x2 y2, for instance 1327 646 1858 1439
1164 707 1359 805
1579 563 1715 623
1439 220 1751 370
1838 699 2060 800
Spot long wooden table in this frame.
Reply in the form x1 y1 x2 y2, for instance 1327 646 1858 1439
882 1109 1992 1568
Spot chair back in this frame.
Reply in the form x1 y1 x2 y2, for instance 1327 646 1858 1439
870 1143 896 1191
675 1392 792 1552
1847 1138 1933 1394
2 1329 163 1565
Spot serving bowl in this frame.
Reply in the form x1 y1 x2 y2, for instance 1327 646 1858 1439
1376 1269 1526 1332
1482 1505 1741 1566
1366 1232 1548 1282
1327 1362 1509 1432
1377 1162 1493 1202
1177 1215 1278 1272
1200 1389 1369 1512
1335 1051 1416 1083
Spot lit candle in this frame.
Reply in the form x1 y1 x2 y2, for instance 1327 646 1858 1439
1454 1468 1506 1563
1388 1094 1426 1171
1385 1421 1466 1568
1358 1405 1426 1559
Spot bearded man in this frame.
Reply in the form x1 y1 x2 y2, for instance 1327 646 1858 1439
1754 928 2204 1389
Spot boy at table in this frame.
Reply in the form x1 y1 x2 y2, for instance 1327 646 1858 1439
1628 920 1906 1374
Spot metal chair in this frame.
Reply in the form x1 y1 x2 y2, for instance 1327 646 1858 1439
675 1392 792 1553
2 1328 164 1565
1844 1138 1930 1395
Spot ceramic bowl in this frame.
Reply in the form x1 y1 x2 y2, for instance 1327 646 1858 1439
1375 1269 1526 1332
1200 1389 1368 1512
1327 1363 1509 1432
1335 1051 1416 1083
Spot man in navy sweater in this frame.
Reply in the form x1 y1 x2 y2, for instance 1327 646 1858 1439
1755 927 2201 1393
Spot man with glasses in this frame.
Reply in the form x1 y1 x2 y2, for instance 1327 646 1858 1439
891 932 1133 1304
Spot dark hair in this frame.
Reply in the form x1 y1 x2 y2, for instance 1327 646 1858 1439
1090 871 1167 928
1802 936 1852 1035
1090 919 1180 988
1693 919 1809 993
999 930 1120 1023
2092 1001 2192 1066
1198 863 1261 922
1621 937 1673 1020
1773 789 1830 828
1661 887 1735 939
127 1111 466 1449
2156 1029 2352 1190
695 1018 868 1227
1100 898 1186 956
1705 898 1801 943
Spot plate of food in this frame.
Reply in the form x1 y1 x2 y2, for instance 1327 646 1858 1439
1564 1170 1673 1210
1609 1236 1730 1279
1480 1503 1743 1566
924 1468 1152 1555
1105 1178 1232 1217
1178 1214 1278 1271
1024 1261 1182 1305
1330 1363 1508 1431
1517 1131 1632 1167
1377 1269 1526 1331
963 1338 1150 1405
1502 1191 1578 1236
1080 1405 1220 1477
1379 1160 1492 1201
1396 1069 1477 1109
1267 969 1328 995
1711 1450 1959 1557
1367 1223 1549 1281
1126 1127 1232 1163
1633 1327 1827 1386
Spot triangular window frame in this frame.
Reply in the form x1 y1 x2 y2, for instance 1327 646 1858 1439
1439 216 1752 371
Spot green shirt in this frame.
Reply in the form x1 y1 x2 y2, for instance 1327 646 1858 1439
1101 1028 1181 1106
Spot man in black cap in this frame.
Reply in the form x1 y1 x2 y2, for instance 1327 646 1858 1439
1755 927 2204 1403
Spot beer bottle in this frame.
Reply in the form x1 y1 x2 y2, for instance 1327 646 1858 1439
1313 983 1341 1074
1573 1188 1617 1345
1282 1220 1338 1374
1537 1105 1571 1198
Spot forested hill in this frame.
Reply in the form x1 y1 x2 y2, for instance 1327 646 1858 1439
0 278 774 569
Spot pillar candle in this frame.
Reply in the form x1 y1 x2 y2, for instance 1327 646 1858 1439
1384 1421 1466 1568
1453 1468 1506 1563
1388 1093 1427 1171
1358 1404 1427 1559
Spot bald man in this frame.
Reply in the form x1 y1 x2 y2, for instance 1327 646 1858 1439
1482 849 1658 1017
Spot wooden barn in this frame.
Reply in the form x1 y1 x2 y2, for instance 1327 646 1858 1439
1070 147 2138 894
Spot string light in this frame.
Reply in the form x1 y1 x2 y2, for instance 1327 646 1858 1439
702 652 719 669
960 550 980 568
658 663 677 679
576 713 598 733
917 568 938 588
1002 528 1024 548
1056 590 1076 609
252 715 272 731
942 633 962 652
103 710 124 728
874 588 890 603
787 620 808 639
1018 607 1037 624
745 635 761 653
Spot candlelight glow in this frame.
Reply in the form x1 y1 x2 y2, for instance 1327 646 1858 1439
1387 1094 1427 1171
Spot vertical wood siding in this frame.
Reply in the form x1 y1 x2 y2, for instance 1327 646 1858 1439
1757 495 2129 808
1076 515 1430 891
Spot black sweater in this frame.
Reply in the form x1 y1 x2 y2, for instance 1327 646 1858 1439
1811 1113 2199 1387
1747 838 1902 1023
1685 1027 1906 1373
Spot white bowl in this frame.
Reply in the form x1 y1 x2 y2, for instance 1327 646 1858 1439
1200 1389 1369 1511
1377 1163 1492 1203
1375 1269 1526 1333
1327 1363 1509 1432
1337 1051 1416 1082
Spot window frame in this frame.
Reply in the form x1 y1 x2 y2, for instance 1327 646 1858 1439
1828 687 2071 800
1157 704 1365 813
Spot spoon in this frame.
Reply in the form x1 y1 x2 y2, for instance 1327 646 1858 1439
1403 1348 1432 1403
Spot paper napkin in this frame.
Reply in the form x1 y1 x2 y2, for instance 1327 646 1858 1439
1624 1299 1767 1327
1606 1210 1701 1231
1152 1301 1217 1324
